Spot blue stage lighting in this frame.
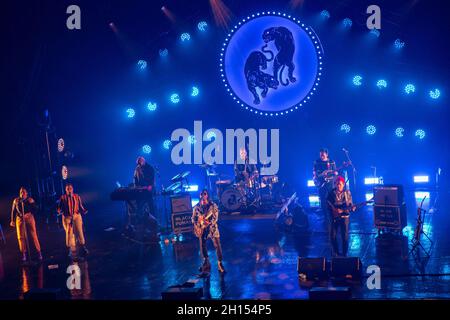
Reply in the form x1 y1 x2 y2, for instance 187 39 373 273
180 32 191 42
376 79 387 89
340 123 351 133
320 10 330 19
197 21 208 31
394 38 405 49
364 177 382 185
415 129 426 140
414 175 429 183
188 135 196 144
352 75 362 86
404 84 415 94
365 193 374 202
369 29 380 37
159 48 168 57
57 138 65 152
342 18 352 28
429 88 440 99
366 125 376 135
147 102 157 111
308 195 320 207
191 86 199 97
126 108 135 118
142 145 152 154
61 166 69 180
163 140 172 150
307 180 315 187
137 60 147 70
395 127 404 137
170 93 180 104
415 191 430 200
184 185 199 192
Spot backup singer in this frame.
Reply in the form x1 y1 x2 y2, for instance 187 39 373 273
57 183 89 259
313 148 338 213
192 189 225 274
327 176 355 257
10 187 43 262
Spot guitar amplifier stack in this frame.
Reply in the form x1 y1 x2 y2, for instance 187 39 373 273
373 185 407 231
170 193 193 235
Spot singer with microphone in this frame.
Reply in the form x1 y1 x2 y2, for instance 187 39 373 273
312 148 338 215
10 187 43 262
57 183 89 259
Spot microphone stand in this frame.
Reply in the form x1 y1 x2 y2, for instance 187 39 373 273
343 149 357 192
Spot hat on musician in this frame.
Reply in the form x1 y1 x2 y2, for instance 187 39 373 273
336 176 346 185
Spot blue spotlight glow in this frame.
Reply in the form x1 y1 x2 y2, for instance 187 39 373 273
394 38 405 49
369 29 380 37
366 125 376 135
415 129 426 140
163 140 172 150
365 193 374 202
142 145 152 154
137 60 147 70
376 79 387 89
404 84 416 94
342 18 352 28
414 175 429 183
320 10 330 19
415 191 430 200
364 177 382 185
180 32 191 42
188 135 197 145
340 123 351 133
147 102 157 111
126 108 135 118
197 21 208 32
395 127 404 137
353 75 362 86
184 185 199 192
191 86 199 97
308 195 320 207
170 93 180 104
429 88 441 99
159 48 168 57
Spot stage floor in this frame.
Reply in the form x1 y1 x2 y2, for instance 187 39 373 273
0 190 449 300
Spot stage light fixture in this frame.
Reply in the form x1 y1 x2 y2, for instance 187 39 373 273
395 127 404 137
61 166 69 180
340 123 351 133
163 140 172 150
191 86 199 97
126 108 135 118
308 195 320 207
352 75 362 86
159 48 168 57
142 145 152 154
342 18 352 28
137 60 147 70
364 177 382 185
429 88 440 99
376 79 387 89
170 93 180 104
184 185 199 192
180 32 191 42
415 129 426 140
188 135 196 144
394 39 405 49
197 21 208 31
57 138 65 152
366 125 376 135
320 10 330 19
365 193 374 202
147 102 157 111
414 175 429 183
415 191 430 199
403 84 415 94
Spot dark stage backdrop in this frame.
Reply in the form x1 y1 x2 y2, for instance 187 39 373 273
1 0 449 222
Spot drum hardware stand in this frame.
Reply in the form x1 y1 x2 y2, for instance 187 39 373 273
409 196 433 260
342 148 357 192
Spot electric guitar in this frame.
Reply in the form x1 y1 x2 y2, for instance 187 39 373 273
313 161 352 187
328 199 373 219
194 207 215 237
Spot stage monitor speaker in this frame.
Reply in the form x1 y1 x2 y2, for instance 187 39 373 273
309 287 351 300
24 288 61 300
330 257 362 279
161 286 203 300
297 257 326 279
374 185 404 206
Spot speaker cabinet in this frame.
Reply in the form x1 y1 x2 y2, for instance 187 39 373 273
330 257 362 279
297 257 326 279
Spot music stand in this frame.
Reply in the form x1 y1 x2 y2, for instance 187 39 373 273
409 196 433 258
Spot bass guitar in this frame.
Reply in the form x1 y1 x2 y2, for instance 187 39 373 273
328 199 373 219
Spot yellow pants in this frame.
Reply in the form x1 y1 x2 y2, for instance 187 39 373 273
62 214 86 251
16 213 41 253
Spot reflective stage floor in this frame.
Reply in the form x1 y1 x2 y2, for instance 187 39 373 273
0 190 449 300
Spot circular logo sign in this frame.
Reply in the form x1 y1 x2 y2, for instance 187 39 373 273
220 12 323 116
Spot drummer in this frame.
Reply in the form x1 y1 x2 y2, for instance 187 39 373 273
234 147 258 186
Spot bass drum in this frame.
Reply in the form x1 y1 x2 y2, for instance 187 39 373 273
220 188 243 212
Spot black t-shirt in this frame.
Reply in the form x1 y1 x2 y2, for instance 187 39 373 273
134 163 155 187
313 158 336 174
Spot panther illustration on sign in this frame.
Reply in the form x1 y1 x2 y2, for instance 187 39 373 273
244 51 279 104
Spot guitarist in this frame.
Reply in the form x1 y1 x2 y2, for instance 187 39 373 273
326 176 355 257
313 148 338 214
192 189 225 274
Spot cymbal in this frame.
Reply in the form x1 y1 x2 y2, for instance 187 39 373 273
181 171 191 179
171 171 190 182
166 182 181 192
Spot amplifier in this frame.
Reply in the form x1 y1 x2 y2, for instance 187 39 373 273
374 185 404 206
374 204 407 230
330 257 362 279
297 257 326 279
171 194 192 214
